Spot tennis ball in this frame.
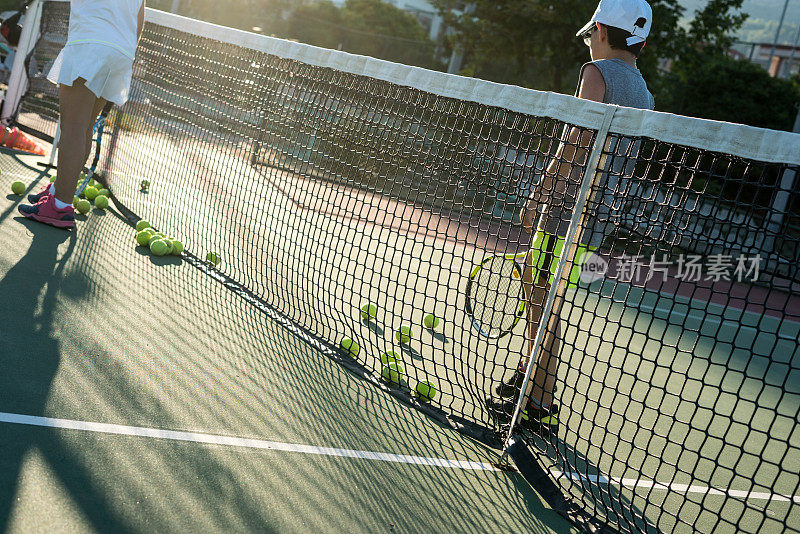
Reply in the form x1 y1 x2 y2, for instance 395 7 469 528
381 362 403 385
423 313 440 330
72 196 79 207
380 351 399 365
136 220 150 232
10 181 24 195
97 188 109 198
94 195 109 209
150 239 169 256
415 381 437 402
84 186 98 201
163 239 175 255
49 175 57 183
360 303 377 322
395 325 413 344
148 233 163 247
76 199 91 214
206 251 221 266
135 230 152 246
340 338 360 358
171 239 184 255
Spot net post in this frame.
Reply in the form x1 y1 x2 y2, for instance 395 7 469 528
1 0 43 125
502 106 618 448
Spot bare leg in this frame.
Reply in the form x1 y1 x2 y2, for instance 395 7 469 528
522 244 560 407
53 79 104 204
82 98 106 165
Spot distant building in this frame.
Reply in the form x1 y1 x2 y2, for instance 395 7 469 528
325 0 443 41
730 41 800 78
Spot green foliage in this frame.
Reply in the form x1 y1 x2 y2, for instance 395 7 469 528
664 56 800 130
637 0 687 86
288 1 344 49
431 0 592 91
653 0 800 130
0 0 20 12
285 0 440 68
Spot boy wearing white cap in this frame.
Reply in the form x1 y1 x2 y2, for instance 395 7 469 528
489 0 655 436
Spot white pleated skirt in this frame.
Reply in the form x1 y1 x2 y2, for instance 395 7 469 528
47 43 133 106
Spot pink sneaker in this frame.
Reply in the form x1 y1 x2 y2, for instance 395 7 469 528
18 195 75 229
27 183 53 204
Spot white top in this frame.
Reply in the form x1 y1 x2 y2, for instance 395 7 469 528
66 0 143 60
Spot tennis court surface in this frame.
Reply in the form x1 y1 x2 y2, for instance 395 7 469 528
0 151 574 533
1 2 799 533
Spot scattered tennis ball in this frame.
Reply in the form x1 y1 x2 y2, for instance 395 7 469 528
423 313 440 330
94 195 109 209
76 199 91 214
380 351 399 365
136 230 152 247
10 181 24 195
415 381 437 402
49 175 57 183
395 325 413 344
360 303 377 322
340 338 360 358
206 252 221 267
381 362 403 385
97 188 109 197
84 186 98 201
171 239 184 255
150 239 169 256
136 220 150 232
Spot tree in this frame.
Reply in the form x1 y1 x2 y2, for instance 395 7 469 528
340 0 437 66
288 1 344 50
431 0 593 91
286 0 440 68
671 56 800 131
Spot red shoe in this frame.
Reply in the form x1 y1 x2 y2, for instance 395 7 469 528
27 183 53 204
18 195 75 229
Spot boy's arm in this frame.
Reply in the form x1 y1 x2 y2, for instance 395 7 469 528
137 1 146 41
521 65 606 232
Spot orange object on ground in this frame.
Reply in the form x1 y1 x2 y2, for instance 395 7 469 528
0 126 45 155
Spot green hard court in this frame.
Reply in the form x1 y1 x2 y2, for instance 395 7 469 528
0 149 576 532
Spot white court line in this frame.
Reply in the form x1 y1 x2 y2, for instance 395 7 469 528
554 470 800 504
0 412 498 472
2 412 796 504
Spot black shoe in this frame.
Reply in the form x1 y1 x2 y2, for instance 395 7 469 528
486 397 559 436
495 368 525 398
495 369 559 399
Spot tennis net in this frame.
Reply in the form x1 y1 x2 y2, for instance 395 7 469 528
7 2 800 532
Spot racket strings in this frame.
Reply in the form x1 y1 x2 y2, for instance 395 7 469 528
471 257 524 336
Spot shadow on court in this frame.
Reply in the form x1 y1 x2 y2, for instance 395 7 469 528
0 155 574 532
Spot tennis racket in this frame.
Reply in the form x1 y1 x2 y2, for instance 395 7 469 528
465 206 598 339
465 206 554 339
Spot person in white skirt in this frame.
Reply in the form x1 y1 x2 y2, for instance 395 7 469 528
19 0 145 229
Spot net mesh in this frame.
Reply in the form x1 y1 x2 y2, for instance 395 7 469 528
12 3 800 533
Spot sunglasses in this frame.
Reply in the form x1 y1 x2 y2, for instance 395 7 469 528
581 26 596 47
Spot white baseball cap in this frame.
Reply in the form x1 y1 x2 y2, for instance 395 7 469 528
576 0 653 46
